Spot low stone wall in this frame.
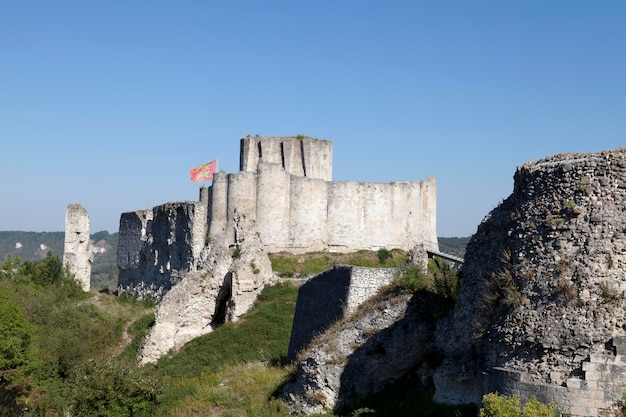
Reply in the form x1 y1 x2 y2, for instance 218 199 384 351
479 339 626 417
287 265 396 360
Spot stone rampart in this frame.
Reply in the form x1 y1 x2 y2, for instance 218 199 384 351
287 265 397 360
478 337 626 416
208 159 437 253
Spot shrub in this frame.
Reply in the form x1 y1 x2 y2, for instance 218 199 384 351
66 358 161 417
397 265 428 294
433 270 459 301
479 393 558 417
377 248 392 264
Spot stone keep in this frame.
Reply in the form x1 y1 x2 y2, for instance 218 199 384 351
117 136 438 298
211 136 438 254
63 203 92 291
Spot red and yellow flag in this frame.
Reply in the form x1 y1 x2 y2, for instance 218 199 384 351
189 160 217 182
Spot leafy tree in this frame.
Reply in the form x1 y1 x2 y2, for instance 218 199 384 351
0 282 37 415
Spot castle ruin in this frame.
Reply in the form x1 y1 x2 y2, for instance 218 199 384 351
118 136 438 298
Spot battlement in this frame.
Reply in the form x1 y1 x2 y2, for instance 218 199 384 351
239 136 333 181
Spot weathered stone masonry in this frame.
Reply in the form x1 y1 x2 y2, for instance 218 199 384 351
434 149 626 416
63 203 92 291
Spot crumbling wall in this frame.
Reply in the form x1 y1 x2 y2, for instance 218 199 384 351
117 197 207 299
282 287 444 415
63 203 92 291
287 265 397 361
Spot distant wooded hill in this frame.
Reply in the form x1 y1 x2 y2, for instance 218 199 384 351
437 236 470 258
0 231 119 291
0 232 469 292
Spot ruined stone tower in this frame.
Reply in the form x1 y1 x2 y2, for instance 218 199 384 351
63 203 92 291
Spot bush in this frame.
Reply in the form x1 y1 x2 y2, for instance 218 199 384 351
397 265 428 294
66 358 161 417
433 270 459 301
377 248 392 264
479 393 558 417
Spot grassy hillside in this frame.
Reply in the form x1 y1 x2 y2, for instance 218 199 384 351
0 250 479 416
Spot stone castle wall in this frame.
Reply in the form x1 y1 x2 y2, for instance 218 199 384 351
287 265 397 360
117 197 208 298
240 136 332 181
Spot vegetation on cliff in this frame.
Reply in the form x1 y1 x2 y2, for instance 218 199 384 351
0 249 493 416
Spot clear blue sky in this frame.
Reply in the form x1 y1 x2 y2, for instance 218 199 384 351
1 1 625 237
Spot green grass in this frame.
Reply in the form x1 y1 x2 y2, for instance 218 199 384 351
152 282 299 415
155 282 298 378
269 249 409 277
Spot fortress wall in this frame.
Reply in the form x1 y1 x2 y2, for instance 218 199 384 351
391 178 438 251
362 183 394 247
327 181 366 251
226 171 257 220
419 176 438 250
288 176 329 252
117 209 153 293
239 137 258 173
287 266 352 360
256 162 291 251
208 171 228 237
325 179 438 252
189 196 209 264
150 202 199 273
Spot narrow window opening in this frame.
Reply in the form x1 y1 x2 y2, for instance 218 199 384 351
300 139 307 177
280 142 286 169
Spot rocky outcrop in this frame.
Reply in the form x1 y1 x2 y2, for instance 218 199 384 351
139 211 275 364
434 150 626 415
282 289 445 415
63 203 92 291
